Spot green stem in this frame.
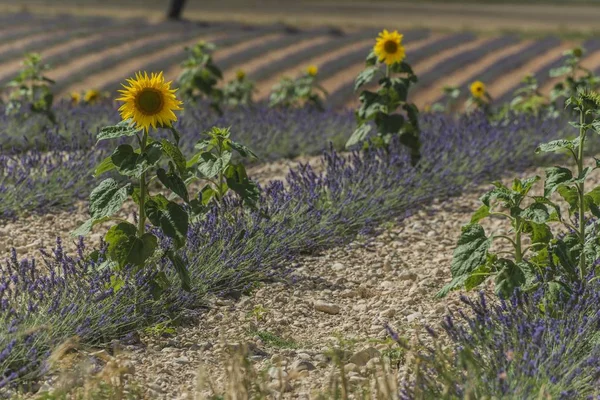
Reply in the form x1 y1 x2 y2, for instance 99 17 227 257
577 107 587 280
514 225 523 264
217 141 225 201
138 130 149 237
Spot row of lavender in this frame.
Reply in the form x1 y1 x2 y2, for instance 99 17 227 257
0 101 355 219
0 110 575 394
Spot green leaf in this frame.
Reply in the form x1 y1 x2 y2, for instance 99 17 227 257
557 186 578 214
480 186 518 208
225 164 260 209
166 250 191 292
470 205 490 224
71 216 112 237
512 176 540 196
89 178 130 220
145 194 189 249
94 155 116 177
357 91 386 121
197 151 232 179
521 203 550 224
550 239 578 278
111 143 162 178
346 124 372 148
157 168 189 203
544 166 573 197
494 258 525 298
523 221 553 244
437 224 491 298
377 114 404 135
228 141 258 159
532 196 562 221
200 185 216 206
105 222 157 268
96 120 139 142
464 262 491 291
161 139 187 175
535 138 579 154
354 66 379 91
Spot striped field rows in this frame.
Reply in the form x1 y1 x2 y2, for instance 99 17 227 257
1 12 599 110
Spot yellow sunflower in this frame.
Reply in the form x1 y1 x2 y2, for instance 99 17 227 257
236 70 246 80
374 29 405 65
70 92 81 104
307 65 318 77
470 80 486 99
117 71 182 132
84 89 100 104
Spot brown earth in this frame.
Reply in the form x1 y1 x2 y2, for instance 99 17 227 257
412 39 534 108
485 41 576 102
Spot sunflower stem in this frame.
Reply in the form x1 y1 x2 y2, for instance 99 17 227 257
577 106 586 281
138 130 149 237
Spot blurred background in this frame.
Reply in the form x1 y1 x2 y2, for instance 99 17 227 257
1 0 600 110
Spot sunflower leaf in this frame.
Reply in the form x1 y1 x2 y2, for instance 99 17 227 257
96 120 139 142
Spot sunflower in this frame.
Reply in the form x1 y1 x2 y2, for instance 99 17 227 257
470 81 486 99
236 70 246 80
374 30 405 65
84 89 100 104
117 72 182 132
70 92 81 104
307 65 318 77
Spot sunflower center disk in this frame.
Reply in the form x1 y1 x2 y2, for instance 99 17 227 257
137 89 164 115
384 40 398 54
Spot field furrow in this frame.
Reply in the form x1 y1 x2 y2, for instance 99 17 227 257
98 28 286 94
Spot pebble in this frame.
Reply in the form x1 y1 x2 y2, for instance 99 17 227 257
314 301 340 315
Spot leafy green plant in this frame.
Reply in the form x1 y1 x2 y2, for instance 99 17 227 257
186 127 260 218
73 72 192 294
4 53 56 123
430 85 460 114
177 41 223 113
438 90 600 299
345 35 421 166
223 70 255 106
550 47 600 106
268 65 327 111
509 74 549 117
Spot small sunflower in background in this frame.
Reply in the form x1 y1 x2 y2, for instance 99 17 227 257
117 71 182 132
470 80 486 99
70 92 81 104
236 70 246 80
374 29 405 65
84 89 100 104
307 65 318 77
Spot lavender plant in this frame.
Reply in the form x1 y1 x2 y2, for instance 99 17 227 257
73 72 191 292
268 65 326 111
4 53 56 124
438 91 600 299
396 282 600 398
345 30 421 166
